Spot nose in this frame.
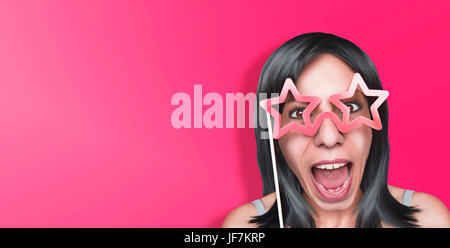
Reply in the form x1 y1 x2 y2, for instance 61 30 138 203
313 118 344 148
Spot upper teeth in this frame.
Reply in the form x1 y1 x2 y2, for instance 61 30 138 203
314 163 347 170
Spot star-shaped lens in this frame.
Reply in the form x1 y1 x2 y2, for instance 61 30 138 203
259 73 389 139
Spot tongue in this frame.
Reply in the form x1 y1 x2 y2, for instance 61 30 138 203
313 165 348 189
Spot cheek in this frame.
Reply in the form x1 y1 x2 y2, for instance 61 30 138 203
278 134 309 174
347 126 372 161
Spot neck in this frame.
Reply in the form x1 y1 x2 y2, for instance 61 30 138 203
302 190 363 228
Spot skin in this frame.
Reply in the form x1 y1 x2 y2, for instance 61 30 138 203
222 53 450 228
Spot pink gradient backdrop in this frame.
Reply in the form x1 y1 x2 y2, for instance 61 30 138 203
0 0 448 227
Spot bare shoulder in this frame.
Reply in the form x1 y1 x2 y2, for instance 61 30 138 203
260 192 277 210
221 193 277 228
387 185 405 202
221 202 259 228
411 191 450 227
388 185 450 227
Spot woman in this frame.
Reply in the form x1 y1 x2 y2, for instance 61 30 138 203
222 32 449 228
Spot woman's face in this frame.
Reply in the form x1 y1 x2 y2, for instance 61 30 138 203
278 53 372 211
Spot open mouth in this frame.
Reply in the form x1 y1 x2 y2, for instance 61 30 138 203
310 160 353 201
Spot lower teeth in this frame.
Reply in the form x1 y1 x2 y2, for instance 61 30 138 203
318 183 341 193
318 174 349 194
315 164 351 195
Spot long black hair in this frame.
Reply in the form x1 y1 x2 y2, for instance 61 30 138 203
251 32 420 227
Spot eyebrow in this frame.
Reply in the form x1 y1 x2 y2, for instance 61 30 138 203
284 88 365 104
342 88 365 101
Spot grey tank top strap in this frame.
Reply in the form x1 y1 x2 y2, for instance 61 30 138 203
251 199 266 216
402 190 415 207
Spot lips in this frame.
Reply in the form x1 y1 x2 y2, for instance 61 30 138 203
310 159 353 201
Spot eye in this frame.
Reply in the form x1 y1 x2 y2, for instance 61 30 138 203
345 102 360 112
289 108 304 120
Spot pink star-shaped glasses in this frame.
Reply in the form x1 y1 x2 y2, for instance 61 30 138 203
259 73 389 139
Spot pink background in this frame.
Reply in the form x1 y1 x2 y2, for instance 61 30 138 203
0 0 448 227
